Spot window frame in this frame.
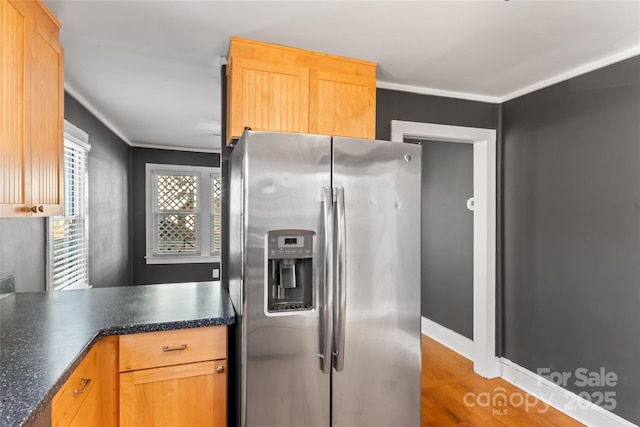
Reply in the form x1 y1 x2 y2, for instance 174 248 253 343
46 121 91 291
145 163 221 264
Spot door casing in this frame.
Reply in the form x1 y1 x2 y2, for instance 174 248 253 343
391 120 499 378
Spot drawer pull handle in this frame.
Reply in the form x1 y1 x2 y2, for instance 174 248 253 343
162 344 187 352
73 378 91 395
216 365 225 374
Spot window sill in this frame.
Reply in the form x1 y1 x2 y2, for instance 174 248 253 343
57 283 92 291
145 255 221 265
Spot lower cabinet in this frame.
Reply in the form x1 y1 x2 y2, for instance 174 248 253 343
52 342 99 427
119 326 228 427
120 360 227 427
51 326 227 427
52 335 118 427
66 384 101 427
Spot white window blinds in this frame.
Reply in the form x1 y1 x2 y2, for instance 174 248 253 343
48 133 90 291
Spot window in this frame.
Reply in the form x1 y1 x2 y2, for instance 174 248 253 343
47 122 91 291
145 163 221 264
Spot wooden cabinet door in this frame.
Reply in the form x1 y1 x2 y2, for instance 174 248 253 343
227 57 309 140
1 0 63 217
97 335 120 426
52 342 99 427
0 0 28 216
67 384 101 427
29 10 63 215
309 69 376 140
120 360 227 427
52 336 117 427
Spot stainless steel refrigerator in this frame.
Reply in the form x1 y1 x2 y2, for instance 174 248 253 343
228 130 421 427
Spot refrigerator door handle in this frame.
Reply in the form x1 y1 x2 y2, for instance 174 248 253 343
334 186 347 372
320 187 334 374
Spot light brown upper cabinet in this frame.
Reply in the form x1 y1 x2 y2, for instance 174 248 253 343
1 0 64 218
226 37 376 145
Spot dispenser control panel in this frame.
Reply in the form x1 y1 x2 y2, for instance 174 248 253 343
268 231 313 259
265 229 315 314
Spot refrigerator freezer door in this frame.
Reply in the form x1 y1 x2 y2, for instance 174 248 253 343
242 131 332 427
332 137 422 427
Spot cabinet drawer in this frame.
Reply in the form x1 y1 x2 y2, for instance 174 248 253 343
119 326 226 372
120 360 227 427
52 345 98 427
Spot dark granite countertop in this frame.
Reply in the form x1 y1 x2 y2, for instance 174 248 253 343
0 281 235 427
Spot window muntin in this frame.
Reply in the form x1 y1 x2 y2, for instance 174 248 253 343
145 164 221 264
211 175 222 257
153 172 200 254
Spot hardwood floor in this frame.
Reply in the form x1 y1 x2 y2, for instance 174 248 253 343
421 335 585 426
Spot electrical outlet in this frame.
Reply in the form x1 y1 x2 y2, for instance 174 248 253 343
212 268 220 279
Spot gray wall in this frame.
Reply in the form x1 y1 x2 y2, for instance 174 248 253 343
0 93 131 292
0 218 46 292
502 56 640 424
376 88 498 328
376 89 499 141
410 139 474 339
64 93 131 287
130 147 221 285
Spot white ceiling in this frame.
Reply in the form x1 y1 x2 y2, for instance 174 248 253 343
44 0 640 152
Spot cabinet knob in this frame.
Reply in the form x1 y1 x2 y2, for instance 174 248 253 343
216 365 225 374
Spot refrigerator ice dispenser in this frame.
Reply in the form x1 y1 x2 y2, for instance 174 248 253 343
266 230 314 313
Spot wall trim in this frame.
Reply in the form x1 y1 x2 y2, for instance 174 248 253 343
500 46 640 102
378 46 640 104
422 326 637 427
65 84 222 153
64 83 132 145
421 316 474 361
500 358 638 427
376 80 500 104
129 141 221 154
392 121 499 379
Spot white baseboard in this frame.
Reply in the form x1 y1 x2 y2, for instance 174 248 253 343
421 316 474 361
500 358 638 427
420 318 637 427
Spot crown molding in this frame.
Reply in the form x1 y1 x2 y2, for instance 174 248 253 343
501 46 640 102
67 46 640 151
65 84 221 153
128 141 221 154
378 47 640 104
64 83 132 145
376 80 501 104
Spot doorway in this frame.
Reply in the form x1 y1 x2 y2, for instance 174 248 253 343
406 138 474 347
391 120 498 378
